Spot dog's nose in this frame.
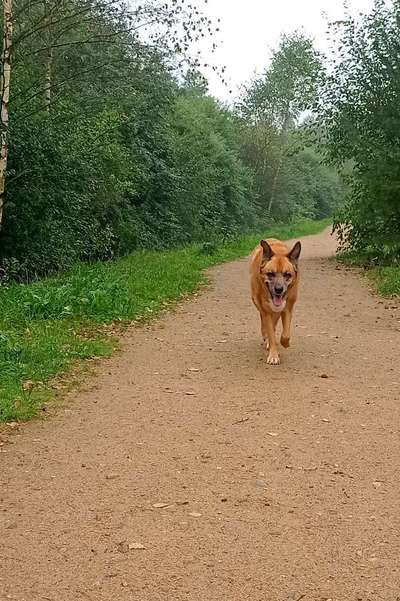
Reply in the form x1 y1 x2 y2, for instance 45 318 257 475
274 285 284 295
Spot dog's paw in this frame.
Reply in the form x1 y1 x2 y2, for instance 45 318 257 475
266 351 280 365
280 335 290 348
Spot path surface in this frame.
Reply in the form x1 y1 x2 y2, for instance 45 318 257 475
1 228 400 601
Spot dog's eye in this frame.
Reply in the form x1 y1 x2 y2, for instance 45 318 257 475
283 272 292 279
267 272 275 278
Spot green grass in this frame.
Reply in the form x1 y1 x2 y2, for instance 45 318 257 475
366 267 400 297
337 250 400 298
0 218 330 422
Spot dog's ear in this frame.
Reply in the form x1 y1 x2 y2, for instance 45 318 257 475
287 241 301 266
260 240 273 263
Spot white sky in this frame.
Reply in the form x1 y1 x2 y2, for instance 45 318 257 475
199 0 375 101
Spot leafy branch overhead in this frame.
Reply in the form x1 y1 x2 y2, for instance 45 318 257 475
12 0 222 115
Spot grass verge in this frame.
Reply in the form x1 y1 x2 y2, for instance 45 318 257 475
337 252 400 298
0 218 330 422
365 267 400 297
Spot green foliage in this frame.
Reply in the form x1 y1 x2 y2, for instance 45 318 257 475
237 33 343 221
318 1 400 264
4 107 135 275
238 32 323 126
1 0 234 278
3 60 256 276
238 123 344 222
0 4 341 281
0 218 329 422
169 93 256 241
277 147 345 221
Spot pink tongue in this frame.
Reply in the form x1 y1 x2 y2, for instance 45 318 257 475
273 296 283 307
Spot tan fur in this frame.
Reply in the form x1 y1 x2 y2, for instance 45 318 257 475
250 238 301 365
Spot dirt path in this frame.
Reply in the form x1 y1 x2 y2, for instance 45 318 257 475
1 228 400 601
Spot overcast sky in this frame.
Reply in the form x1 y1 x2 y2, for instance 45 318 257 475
199 0 375 101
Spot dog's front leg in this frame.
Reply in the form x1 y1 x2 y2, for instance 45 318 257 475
280 307 293 348
261 313 280 365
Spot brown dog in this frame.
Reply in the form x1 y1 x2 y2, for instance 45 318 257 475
250 238 301 365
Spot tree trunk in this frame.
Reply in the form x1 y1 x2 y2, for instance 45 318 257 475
0 0 12 227
44 44 52 111
268 113 291 215
268 156 284 215
44 2 52 112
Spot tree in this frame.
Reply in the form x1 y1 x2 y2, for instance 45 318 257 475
238 32 322 127
0 0 220 230
238 32 324 216
318 0 400 262
0 0 13 226
0 0 260 278
12 0 218 115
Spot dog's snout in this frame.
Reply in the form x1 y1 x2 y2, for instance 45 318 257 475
274 284 284 295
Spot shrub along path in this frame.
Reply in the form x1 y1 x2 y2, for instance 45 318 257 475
1 227 400 600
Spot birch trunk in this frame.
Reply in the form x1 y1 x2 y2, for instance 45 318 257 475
267 113 291 215
0 0 12 227
44 2 52 112
44 44 52 111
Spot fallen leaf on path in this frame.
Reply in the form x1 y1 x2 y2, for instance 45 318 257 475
105 473 120 480
152 503 170 509
118 540 146 552
287 593 306 601
129 543 145 550
320 373 329 379
189 512 202 517
188 368 200 372
267 432 279 437
185 391 197 396
232 417 250 425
